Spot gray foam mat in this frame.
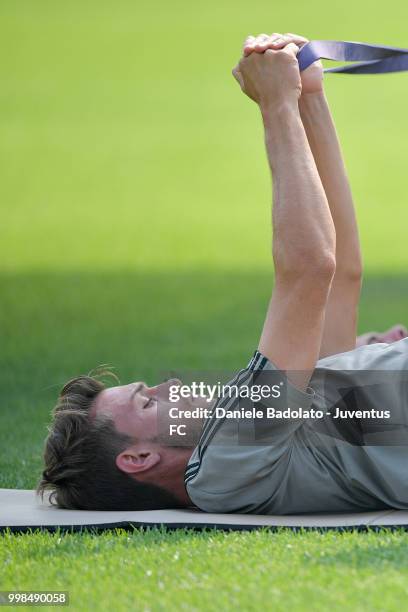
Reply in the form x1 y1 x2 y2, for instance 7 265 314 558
1 489 408 532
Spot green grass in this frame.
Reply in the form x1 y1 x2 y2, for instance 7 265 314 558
0 530 408 611
1 528 408 611
1 0 408 609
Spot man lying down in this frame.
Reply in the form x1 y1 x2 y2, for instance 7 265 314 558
38 32 408 515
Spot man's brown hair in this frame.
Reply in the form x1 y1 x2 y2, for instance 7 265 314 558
37 371 181 510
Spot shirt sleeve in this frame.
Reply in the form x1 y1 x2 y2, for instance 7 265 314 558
184 349 316 513
246 349 315 444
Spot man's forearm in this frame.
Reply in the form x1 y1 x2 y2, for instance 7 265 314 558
235 38 337 385
261 102 336 275
258 100 336 388
299 91 362 279
299 90 362 356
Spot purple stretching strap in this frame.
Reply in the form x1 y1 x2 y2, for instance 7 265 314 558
297 40 408 74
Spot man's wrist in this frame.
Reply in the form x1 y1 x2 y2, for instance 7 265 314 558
260 99 300 130
299 90 329 116
261 101 306 174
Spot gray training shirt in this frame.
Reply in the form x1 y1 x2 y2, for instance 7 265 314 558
184 339 408 514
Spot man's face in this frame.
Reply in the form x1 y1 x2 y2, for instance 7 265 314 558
91 379 205 444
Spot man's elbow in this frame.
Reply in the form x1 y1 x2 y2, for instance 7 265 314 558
275 249 336 286
336 258 363 285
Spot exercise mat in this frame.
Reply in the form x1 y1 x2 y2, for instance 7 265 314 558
297 40 408 73
2 489 408 533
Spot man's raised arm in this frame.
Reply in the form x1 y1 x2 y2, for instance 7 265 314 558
244 32 363 358
232 36 336 390
299 90 362 357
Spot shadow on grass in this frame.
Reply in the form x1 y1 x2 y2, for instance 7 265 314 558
0 269 407 488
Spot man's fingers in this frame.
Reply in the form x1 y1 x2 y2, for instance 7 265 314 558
253 33 272 51
282 34 309 50
245 32 310 54
256 33 284 51
285 33 309 44
264 34 308 50
244 33 271 56
242 35 256 56
281 42 301 58
242 31 309 60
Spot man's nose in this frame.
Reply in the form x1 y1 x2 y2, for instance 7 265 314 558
146 379 182 400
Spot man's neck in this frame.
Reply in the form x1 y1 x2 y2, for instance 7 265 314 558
158 446 194 507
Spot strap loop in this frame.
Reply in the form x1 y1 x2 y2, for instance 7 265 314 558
297 40 408 74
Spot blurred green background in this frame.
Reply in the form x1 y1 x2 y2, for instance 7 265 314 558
1 0 408 488
2 2 408 609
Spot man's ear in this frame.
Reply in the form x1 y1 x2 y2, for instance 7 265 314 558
115 448 161 475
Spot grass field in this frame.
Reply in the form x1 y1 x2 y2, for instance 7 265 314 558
1 0 408 609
